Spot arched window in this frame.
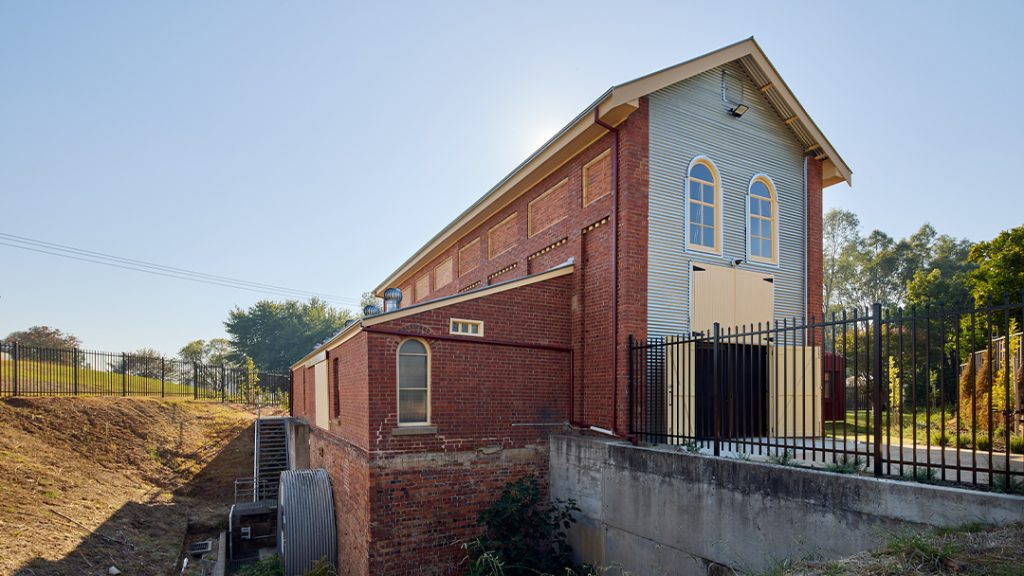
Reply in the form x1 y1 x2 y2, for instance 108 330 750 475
397 339 430 425
748 175 778 264
687 158 720 253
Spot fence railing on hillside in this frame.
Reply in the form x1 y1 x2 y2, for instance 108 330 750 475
0 342 289 408
629 297 1024 491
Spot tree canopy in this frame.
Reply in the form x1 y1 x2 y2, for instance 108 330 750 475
822 209 977 313
967 224 1024 304
4 325 82 349
178 338 234 365
224 297 354 373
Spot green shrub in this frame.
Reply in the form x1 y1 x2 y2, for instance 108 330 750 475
463 475 580 576
976 436 992 451
1010 435 1024 454
235 555 284 576
956 435 972 449
303 558 338 576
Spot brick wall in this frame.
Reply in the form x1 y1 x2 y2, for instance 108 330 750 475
327 333 370 450
310 427 372 576
367 446 550 576
365 274 573 455
805 157 823 321
292 363 308 420
615 98 650 434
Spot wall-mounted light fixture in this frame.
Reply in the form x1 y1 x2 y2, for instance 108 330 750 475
730 104 749 118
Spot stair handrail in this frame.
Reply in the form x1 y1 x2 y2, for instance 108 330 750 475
253 394 262 502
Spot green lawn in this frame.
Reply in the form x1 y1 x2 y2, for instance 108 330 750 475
825 408 1016 450
1 359 203 396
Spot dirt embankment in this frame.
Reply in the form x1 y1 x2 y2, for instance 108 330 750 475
0 397 280 576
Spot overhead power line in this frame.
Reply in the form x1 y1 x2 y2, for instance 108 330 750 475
0 232 363 306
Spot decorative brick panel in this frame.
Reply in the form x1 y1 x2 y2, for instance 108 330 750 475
487 212 518 259
458 238 481 277
582 149 612 206
433 256 453 289
528 178 569 237
415 275 430 303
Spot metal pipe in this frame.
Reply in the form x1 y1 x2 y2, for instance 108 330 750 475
593 109 621 435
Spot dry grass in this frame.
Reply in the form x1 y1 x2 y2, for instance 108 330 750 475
766 523 1024 576
0 396 282 576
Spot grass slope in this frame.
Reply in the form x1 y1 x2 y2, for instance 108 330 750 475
0 396 281 576
1 359 195 396
764 523 1024 576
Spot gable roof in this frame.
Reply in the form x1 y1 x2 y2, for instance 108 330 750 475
374 37 850 296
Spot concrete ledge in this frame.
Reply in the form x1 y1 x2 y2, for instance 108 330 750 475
550 434 1024 575
391 425 438 436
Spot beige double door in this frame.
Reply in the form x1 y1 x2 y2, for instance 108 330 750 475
691 262 774 335
678 263 821 437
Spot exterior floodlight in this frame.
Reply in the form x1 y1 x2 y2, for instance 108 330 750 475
730 104 749 117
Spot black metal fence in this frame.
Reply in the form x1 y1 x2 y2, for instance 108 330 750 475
629 297 1024 491
0 341 289 408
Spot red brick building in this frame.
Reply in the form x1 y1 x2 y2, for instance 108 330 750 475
290 38 850 575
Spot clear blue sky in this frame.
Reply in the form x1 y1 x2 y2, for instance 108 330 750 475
1 1 1021 355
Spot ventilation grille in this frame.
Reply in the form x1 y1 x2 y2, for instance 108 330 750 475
187 540 215 555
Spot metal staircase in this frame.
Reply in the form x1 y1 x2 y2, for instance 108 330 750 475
254 417 289 503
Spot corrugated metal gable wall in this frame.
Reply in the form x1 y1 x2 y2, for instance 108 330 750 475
648 61 806 337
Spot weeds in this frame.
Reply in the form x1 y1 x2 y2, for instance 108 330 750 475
769 449 795 466
825 455 864 474
885 532 958 570
992 473 1024 495
682 440 701 454
933 522 991 536
900 467 938 483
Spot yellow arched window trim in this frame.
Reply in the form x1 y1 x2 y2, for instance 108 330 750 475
686 156 721 254
748 174 778 265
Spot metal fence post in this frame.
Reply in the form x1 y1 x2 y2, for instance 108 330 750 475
122 353 128 397
193 362 199 400
12 342 19 396
627 335 634 437
713 322 721 457
221 365 226 403
872 302 883 476
73 348 79 396
160 358 166 398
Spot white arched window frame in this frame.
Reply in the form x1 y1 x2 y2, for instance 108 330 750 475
686 156 722 254
747 174 778 265
397 338 430 425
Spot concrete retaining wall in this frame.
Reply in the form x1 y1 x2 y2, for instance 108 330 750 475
549 434 1024 575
